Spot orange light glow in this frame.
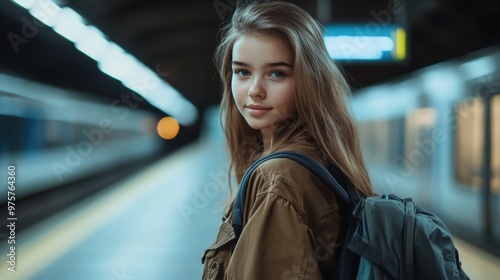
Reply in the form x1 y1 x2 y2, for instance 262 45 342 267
157 117 180 140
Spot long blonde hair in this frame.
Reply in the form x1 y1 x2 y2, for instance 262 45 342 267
215 1 374 198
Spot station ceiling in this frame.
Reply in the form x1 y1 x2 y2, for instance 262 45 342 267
1 0 500 135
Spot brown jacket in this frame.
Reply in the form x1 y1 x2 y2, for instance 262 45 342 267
202 152 345 280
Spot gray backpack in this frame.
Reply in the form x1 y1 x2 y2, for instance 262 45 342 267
232 151 470 280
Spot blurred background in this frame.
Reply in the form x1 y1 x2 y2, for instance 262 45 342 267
0 0 499 279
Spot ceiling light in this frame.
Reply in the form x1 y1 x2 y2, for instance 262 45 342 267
11 0 199 126
52 7 86 42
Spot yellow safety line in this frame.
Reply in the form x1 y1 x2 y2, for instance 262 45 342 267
0 147 191 280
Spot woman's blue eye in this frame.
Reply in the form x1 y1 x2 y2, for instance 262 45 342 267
235 69 250 76
271 71 285 78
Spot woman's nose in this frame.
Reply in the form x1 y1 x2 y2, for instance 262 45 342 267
248 78 265 99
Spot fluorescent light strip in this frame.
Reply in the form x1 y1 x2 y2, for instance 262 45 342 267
12 0 36 9
75 26 112 61
28 0 61 27
324 35 394 60
52 7 87 42
11 0 198 126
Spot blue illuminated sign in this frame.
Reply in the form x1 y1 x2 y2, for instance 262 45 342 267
323 24 406 62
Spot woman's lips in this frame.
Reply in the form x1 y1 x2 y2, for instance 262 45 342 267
246 105 271 117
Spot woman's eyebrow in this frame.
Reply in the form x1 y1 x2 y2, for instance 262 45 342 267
232 61 250 67
231 61 293 68
265 62 293 68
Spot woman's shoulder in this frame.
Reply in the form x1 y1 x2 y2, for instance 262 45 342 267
249 148 339 216
257 145 324 177
256 145 320 179
258 153 316 174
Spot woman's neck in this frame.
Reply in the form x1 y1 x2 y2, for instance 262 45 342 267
261 129 274 150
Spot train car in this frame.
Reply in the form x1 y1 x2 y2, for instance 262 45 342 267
351 46 500 256
0 73 163 200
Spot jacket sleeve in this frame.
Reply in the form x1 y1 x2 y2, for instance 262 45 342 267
225 168 323 280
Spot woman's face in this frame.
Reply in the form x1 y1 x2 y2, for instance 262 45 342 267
231 34 296 141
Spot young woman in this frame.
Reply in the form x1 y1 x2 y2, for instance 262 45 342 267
202 1 374 279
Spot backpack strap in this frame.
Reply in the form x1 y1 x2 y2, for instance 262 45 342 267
403 198 415 280
232 150 360 244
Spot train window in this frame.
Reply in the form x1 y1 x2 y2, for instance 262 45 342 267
358 120 390 165
357 117 405 169
1 116 23 154
492 95 499 192
403 108 437 174
454 96 499 193
389 117 406 167
45 120 62 148
455 98 484 189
